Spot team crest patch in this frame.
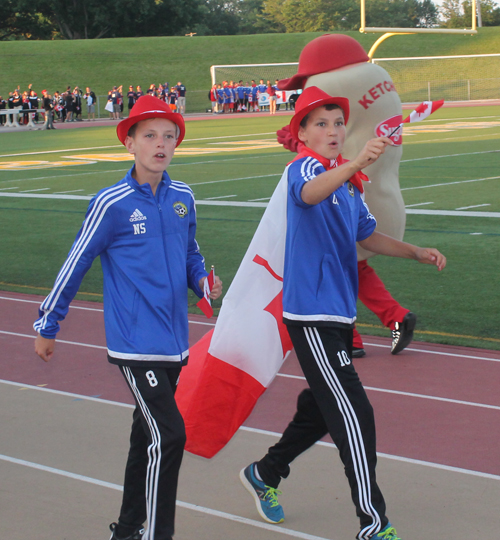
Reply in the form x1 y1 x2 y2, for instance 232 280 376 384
173 201 188 218
347 182 355 197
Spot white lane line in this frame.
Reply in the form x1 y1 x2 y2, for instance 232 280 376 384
276 373 500 411
238 427 500 481
0 452 330 540
2 380 499 482
0 295 216 326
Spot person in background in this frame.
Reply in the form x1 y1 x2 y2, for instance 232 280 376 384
42 89 55 130
175 81 186 114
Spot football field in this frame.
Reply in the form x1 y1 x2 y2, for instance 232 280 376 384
0 105 499 349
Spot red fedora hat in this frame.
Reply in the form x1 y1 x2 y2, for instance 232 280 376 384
117 95 185 147
278 34 369 91
289 86 350 142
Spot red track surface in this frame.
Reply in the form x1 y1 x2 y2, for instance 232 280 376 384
2 291 499 477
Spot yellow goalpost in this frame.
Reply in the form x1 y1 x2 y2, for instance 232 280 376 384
359 0 478 59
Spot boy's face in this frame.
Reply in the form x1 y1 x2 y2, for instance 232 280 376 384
125 118 178 177
298 106 346 161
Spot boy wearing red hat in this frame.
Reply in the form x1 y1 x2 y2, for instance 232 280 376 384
33 95 222 540
240 87 446 540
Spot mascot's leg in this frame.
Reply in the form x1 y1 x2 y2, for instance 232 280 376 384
352 327 366 357
357 260 417 355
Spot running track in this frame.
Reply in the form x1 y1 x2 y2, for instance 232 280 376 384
1 290 499 478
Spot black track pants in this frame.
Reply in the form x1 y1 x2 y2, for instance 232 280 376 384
260 326 388 540
117 366 186 540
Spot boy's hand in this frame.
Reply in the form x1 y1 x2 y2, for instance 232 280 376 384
414 248 447 271
353 137 393 170
199 275 223 300
34 334 56 362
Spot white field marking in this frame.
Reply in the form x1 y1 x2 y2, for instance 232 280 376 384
417 115 500 124
1 379 499 485
238 426 500 482
470 232 483 235
190 173 280 186
404 132 500 145
248 197 272 202
53 189 85 194
0 133 277 159
455 203 491 210
0 186 20 190
405 208 500 217
197 200 268 208
276 372 500 411
400 149 500 163
405 202 434 207
1 189 497 217
205 194 237 200
19 188 51 193
401 175 500 191
0 154 284 186
0 451 331 540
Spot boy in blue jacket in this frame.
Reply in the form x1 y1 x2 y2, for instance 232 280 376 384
34 95 222 540
240 87 445 540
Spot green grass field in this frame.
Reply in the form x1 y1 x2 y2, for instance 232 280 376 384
1 105 499 351
1 27 500 113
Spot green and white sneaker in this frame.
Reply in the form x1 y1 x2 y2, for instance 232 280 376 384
371 523 401 540
239 462 285 524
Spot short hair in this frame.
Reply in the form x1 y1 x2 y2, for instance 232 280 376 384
299 104 344 130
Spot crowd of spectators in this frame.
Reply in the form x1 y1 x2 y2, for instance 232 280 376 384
105 82 187 120
208 79 296 115
0 81 187 128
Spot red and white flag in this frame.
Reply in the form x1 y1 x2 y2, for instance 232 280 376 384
176 171 293 458
389 100 444 139
402 100 444 124
196 267 215 318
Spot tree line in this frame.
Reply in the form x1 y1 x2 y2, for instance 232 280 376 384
2 0 499 40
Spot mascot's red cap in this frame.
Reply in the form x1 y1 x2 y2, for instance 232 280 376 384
289 87 350 142
117 95 185 147
278 34 369 91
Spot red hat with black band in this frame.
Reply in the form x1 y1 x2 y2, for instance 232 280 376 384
278 34 369 91
289 86 350 142
116 95 185 147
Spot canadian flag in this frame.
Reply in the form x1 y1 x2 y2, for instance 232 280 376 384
403 100 444 124
196 267 215 318
389 100 444 138
176 170 292 458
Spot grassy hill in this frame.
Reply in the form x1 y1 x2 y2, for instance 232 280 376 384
1 27 500 112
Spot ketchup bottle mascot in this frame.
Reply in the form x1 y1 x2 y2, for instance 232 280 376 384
278 33 416 356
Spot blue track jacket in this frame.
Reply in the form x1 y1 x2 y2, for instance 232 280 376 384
34 167 208 366
283 152 377 326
